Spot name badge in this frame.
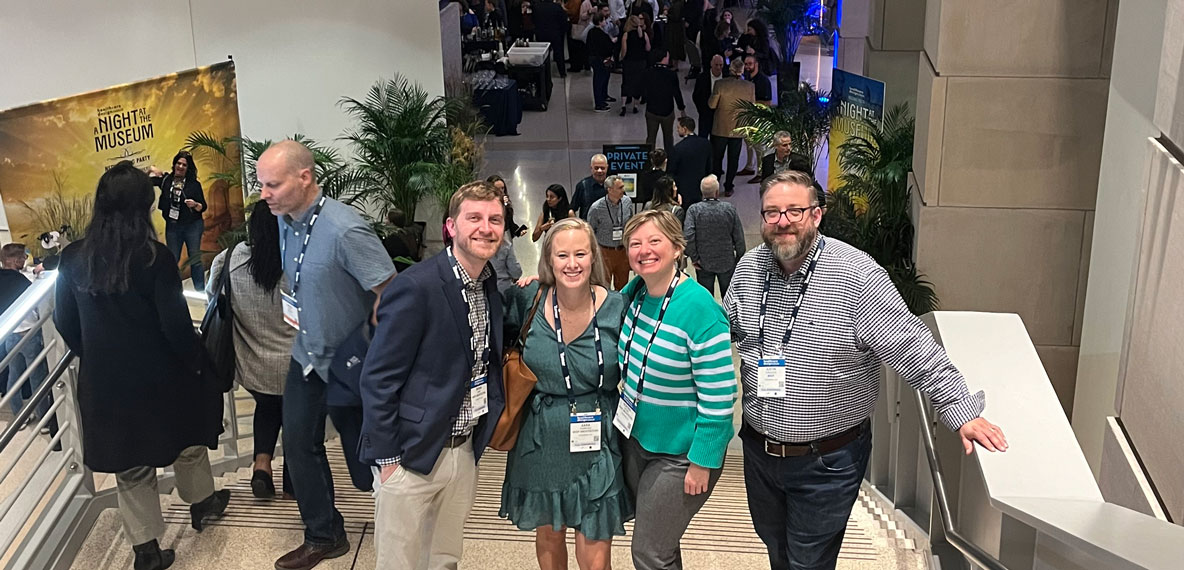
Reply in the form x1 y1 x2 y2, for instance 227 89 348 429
281 291 300 329
168 206 181 221
570 411 602 452
470 376 489 417
613 394 637 439
611 227 623 242
757 358 787 398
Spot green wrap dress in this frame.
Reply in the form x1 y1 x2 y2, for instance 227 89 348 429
499 283 635 539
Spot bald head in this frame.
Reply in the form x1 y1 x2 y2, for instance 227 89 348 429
710 54 725 77
260 139 315 175
258 140 319 216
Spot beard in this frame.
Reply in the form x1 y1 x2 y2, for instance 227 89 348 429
763 223 818 264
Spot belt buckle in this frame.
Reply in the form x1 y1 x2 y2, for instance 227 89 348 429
764 439 784 457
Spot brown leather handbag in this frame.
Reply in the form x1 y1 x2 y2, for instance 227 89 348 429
490 287 546 451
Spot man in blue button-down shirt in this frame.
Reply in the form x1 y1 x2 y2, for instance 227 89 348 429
259 140 396 570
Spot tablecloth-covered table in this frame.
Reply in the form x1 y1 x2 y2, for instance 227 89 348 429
472 74 522 136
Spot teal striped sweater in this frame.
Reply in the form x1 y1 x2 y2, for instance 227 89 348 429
618 275 737 469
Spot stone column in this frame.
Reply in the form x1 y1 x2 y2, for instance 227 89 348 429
836 0 927 111
912 0 1118 418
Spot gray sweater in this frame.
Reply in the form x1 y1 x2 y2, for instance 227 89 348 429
683 198 746 273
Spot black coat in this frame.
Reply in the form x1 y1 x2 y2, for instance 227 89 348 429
693 69 727 137
358 251 506 475
668 134 714 206
153 174 206 226
54 240 222 473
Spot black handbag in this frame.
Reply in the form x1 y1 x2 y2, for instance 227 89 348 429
199 256 235 392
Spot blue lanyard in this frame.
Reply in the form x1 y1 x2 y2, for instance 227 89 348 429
446 246 491 369
279 195 327 297
758 237 825 358
621 272 680 399
552 286 604 414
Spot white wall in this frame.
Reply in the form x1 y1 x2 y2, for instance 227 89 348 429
0 0 445 230
1072 0 1169 474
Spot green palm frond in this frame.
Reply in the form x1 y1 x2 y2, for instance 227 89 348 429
829 102 937 314
736 85 839 170
338 74 472 220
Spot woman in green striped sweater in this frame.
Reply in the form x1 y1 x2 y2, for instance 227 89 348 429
615 210 738 570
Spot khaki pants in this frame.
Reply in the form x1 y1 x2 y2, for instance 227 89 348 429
602 246 630 291
115 445 215 545
373 444 478 570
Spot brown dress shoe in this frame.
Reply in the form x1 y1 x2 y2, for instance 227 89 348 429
737 167 755 176
275 537 349 570
747 175 763 184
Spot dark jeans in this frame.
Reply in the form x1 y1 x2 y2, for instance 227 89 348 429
5 331 49 417
249 389 293 495
282 360 346 546
591 58 611 107
695 268 734 297
742 424 872 570
164 219 205 291
712 135 743 192
327 404 372 493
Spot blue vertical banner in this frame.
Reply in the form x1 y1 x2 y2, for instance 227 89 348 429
827 69 885 190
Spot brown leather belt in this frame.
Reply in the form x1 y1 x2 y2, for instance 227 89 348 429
444 434 471 448
742 420 867 458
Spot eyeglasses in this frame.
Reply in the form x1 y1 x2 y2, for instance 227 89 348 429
762 206 817 224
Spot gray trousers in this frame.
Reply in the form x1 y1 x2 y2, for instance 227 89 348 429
115 445 215 545
623 437 723 570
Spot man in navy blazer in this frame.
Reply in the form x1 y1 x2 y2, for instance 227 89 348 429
360 180 508 569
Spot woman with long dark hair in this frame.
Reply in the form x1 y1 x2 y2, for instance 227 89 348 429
648 175 685 225
55 161 228 570
488 174 530 239
150 150 209 291
207 200 297 499
532 183 573 242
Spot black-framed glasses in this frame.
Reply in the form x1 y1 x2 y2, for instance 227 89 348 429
762 206 817 224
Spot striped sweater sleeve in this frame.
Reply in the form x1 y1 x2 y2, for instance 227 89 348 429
684 300 738 469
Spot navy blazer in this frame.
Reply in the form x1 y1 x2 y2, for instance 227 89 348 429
358 251 506 474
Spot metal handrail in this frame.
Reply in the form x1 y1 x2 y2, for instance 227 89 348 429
913 389 1009 570
0 349 73 453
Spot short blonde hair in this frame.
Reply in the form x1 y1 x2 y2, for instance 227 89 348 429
538 218 608 287
448 180 502 218
623 210 686 254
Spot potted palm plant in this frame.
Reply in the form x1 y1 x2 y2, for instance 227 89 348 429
338 74 459 223
735 83 839 171
827 102 938 315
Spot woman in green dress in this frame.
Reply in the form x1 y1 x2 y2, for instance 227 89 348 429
501 218 634 570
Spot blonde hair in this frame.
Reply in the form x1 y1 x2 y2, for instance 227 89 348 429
538 218 608 288
623 210 686 254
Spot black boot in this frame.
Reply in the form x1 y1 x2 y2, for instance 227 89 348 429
189 489 230 532
132 539 175 570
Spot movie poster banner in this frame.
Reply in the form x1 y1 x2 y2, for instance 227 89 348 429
826 69 885 191
603 143 652 198
0 61 245 267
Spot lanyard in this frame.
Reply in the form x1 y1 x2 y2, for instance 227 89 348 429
552 286 604 414
446 246 491 369
606 198 624 227
758 237 825 358
621 272 680 400
279 195 327 297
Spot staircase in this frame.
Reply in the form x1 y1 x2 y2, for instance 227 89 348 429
68 440 930 570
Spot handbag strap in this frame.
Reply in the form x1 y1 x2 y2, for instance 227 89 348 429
518 286 545 347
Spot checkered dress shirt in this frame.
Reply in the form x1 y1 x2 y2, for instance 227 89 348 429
723 236 985 443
